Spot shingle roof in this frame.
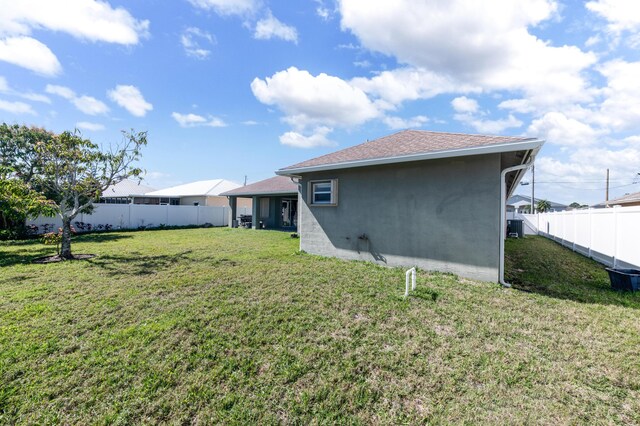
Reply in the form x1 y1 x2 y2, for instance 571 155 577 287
220 175 297 197
145 179 241 197
102 179 156 197
508 194 567 208
604 191 640 205
279 130 537 172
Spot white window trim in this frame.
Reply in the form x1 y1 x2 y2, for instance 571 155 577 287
309 179 338 206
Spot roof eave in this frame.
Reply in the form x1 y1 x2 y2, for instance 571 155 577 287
276 139 544 176
221 189 298 197
505 144 542 199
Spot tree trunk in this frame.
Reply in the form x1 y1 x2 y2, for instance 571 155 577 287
60 217 73 259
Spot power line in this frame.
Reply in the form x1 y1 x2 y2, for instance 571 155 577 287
532 182 639 191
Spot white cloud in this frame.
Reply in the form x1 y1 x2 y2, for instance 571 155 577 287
171 112 226 127
187 0 259 16
0 0 147 75
586 0 640 33
534 146 640 204
20 93 50 103
498 98 537 114
315 0 332 20
181 27 216 59
46 84 109 115
280 127 336 148
254 12 298 43
455 113 523 134
76 121 105 131
107 85 152 117
0 36 61 76
45 84 75 99
73 95 109 115
339 0 596 111
0 76 50 103
351 68 472 106
353 60 371 68
0 98 36 115
242 120 259 125
452 95 521 133
451 96 479 114
383 115 429 130
594 59 640 131
251 67 380 130
0 0 149 44
585 34 602 47
317 7 330 20
528 112 602 146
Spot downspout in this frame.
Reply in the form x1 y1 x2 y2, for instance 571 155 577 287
499 159 533 287
290 176 302 250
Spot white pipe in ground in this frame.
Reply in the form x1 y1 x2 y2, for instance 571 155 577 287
405 267 416 297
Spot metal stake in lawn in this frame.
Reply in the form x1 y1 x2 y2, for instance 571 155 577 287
405 267 416 297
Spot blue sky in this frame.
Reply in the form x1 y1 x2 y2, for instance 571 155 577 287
1 0 640 205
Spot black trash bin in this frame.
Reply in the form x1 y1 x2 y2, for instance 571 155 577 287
606 268 640 292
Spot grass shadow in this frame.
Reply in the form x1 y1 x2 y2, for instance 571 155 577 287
505 236 640 309
0 232 134 268
85 250 228 276
0 247 57 268
72 232 134 244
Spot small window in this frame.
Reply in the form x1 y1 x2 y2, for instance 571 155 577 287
310 179 337 206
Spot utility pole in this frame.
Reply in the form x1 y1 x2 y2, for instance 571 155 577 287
531 165 535 214
243 175 247 186
606 168 609 206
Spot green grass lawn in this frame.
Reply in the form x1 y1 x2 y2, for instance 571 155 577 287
1 230 639 424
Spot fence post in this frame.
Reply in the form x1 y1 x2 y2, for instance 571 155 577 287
589 208 593 259
196 205 200 225
613 206 619 268
572 209 577 252
128 203 132 229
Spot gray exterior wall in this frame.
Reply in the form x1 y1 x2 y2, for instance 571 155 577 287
298 153 502 282
250 195 298 229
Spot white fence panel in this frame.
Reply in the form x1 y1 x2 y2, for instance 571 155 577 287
86 205 129 228
27 204 253 233
616 208 640 268
535 206 640 269
590 209 616 264
573 211 591 254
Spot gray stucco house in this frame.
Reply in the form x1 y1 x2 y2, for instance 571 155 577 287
274 130 544 282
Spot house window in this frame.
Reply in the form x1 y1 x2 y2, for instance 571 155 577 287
310 179 337 206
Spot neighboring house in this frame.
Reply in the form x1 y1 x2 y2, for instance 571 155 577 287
98 179 156 204
220 176 299 230
135 179 252 208
272 130 544 282
506 194 568 213
593 191 640 208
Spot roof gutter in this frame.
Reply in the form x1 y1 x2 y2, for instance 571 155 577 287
276 139 544 176
499 146 541 288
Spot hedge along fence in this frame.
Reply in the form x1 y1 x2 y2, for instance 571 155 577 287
522 205 640 269
27 203 252 234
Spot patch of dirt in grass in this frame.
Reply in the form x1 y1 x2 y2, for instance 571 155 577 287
32 254 96 264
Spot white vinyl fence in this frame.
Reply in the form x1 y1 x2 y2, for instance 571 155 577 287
27 204 251 233
522 206 640 269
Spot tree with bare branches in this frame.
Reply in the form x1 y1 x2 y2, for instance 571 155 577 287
1 123 147 257
35 129 147 258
